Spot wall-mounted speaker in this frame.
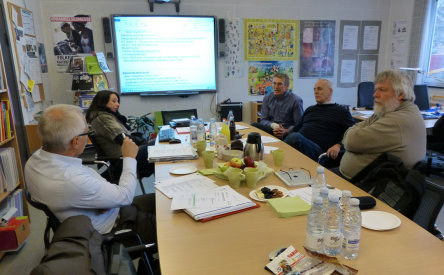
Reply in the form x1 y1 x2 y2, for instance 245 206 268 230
218 18 226 57
102 17 114 59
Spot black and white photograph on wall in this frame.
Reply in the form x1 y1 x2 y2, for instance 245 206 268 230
38 43 48 73
49 14 95 72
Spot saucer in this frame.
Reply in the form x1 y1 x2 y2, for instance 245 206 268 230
169 166 197 175
361 211 401 231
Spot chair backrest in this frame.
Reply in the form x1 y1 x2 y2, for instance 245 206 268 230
351 153 425 219
432 114 444 140
413 180 444 234
357 82 375 109
413 84 430 111
161 109 198 125
25 189 60 248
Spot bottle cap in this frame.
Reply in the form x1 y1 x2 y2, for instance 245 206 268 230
316 166 324 173
350 198 360 206
313 196 323 205
320 186 329 195
342 190 351 197
328 194 339 202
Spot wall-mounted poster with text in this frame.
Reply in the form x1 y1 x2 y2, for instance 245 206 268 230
244 19 299 61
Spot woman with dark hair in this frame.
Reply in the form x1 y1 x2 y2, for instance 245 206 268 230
86 90 152 177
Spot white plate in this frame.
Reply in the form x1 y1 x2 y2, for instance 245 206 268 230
361 211 401 231
169 166 197 175
249 185 289 202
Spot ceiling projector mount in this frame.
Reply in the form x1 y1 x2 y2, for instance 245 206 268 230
148 0 180 13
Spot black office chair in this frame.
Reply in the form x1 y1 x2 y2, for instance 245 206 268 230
357 81 374 109
414 84 430 111
88 134 149 194
161 109 198 126
30 215 158 275
425 115 444 176
25 188 61 249
412 180 444 240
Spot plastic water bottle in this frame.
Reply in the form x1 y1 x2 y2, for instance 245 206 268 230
197 119 205 141
320 186 329 211
209 118 218 149
305 196 324 253
435 103 442 115
340 190 352 216
341 198 361 260
190 115 197 144
323 194 342 256
312 166 326 203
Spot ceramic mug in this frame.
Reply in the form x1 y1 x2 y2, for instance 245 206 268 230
202 150 215 168
244 167 259 188
196 140 207 156
272 149 285 167
227 168 242 189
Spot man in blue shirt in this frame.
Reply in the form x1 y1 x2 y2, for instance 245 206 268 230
252 73 303 139
284 79 354 161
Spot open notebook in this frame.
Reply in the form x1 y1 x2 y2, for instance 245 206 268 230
156 174 259 221
148 143 198 162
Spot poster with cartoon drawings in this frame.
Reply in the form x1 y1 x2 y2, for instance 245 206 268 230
248 61 294 95
50 15 94 72
299 20 335 78
244 19 299 61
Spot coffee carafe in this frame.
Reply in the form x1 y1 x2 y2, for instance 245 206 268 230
244 132 264 161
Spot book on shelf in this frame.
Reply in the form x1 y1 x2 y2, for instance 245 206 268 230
78 93 95 110
0 148 18 194
71 73 94 91
93 74 108 92
0 100 11 142
85 56 103 75
66 56 85 73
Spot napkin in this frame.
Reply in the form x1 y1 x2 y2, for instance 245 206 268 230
267 196 311 218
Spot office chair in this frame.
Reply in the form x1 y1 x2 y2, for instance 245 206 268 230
357 81 374 109
425 115 444 176
413 84 430 111
30 215 158 275
412 180 444 240
88 134 149 194
25 188 61 249
161 109 198 126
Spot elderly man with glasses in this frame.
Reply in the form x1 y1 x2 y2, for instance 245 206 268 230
25 104 157 246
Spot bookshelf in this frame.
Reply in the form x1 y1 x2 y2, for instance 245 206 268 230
0 44 28 260
250 101 262 123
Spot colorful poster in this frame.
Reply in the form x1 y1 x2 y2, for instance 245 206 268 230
49 15 94 72
248 61 294 95
244 19 299 61
299 20 335 78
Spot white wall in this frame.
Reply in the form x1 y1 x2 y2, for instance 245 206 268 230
29 0 400 122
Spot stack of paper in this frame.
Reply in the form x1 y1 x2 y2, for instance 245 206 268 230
155 174 259 221
148 143 198 162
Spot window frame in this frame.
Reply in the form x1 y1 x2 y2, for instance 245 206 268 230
424 0 444 87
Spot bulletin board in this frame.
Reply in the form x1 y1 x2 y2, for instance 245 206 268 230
7 2 45 108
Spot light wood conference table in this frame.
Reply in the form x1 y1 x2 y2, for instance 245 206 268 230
155 122 444 274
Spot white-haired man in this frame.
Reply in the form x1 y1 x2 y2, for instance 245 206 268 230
25 104 156 245
339 70 426 179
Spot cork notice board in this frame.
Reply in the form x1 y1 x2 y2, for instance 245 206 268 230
7 2 45 108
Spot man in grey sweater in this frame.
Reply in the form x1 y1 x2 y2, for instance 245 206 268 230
339 70 426 179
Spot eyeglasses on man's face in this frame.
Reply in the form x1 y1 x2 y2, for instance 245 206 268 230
77 130 94 137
